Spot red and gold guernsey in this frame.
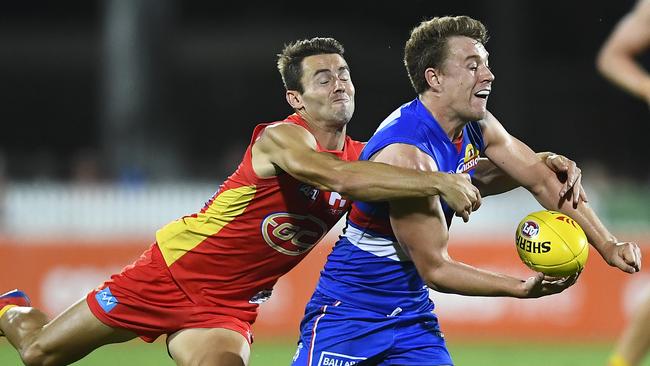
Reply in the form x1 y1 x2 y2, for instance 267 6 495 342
155 114 364 323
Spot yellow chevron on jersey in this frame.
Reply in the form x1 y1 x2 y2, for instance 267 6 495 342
156 185 257 266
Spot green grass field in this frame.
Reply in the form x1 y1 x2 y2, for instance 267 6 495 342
1 339 649 365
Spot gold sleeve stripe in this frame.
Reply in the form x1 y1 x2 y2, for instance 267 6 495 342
156 185 257 266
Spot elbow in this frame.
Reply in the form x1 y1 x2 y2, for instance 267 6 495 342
423 271 443 292
322 171 348 195
526 178 551 200
420 249 452 291
326 166 361 197
526 173 563 208
596 45 621 79
596 50 611 77
422 264 451 293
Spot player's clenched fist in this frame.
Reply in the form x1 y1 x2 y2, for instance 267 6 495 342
437 173 482 223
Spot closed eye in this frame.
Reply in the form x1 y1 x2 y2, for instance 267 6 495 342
339 69 350 81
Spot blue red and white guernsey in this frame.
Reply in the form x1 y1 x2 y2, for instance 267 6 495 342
293 98 485 365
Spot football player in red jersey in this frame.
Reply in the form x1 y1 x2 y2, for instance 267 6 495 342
0 37 585 366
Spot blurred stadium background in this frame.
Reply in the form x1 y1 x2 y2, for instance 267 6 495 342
1 1 649 365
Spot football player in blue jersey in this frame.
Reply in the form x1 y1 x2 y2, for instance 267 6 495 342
292 15 643 366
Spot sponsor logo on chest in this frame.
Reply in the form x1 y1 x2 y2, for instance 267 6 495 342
298 184 349 216
261 212 328 256
456 143 480 173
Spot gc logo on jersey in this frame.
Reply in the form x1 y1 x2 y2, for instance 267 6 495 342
262 213 328 256
456 143 480 173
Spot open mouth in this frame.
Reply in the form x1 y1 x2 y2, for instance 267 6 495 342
474 89 490 99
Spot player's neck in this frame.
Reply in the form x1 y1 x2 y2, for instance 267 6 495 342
419 94 466 141
302 117 347 151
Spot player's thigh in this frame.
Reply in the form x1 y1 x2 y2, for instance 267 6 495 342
35 298 138 363
380 315 452 366
167 327 251 366
292 310 388 365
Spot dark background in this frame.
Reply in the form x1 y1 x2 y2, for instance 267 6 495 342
0 0 646 182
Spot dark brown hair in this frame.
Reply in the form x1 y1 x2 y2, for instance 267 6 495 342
404 16 488 94
277 37 345 93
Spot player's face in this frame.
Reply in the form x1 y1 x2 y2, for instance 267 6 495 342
298 54 355 126
437 36 494 121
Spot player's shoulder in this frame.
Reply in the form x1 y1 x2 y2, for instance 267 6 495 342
374 143 434 167
477 110 505 132
342 138 366 161
254 120 315 149
263 121 309 137
374 99 422 132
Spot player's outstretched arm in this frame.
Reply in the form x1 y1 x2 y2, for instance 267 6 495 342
251 122 481 220
473 152 587 205
597 0 650 104
480 112 642 274
380 143 575 298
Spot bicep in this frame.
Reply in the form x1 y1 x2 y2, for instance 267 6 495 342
389 195 450 271
373 144 450 271
481 113 553 191
605 2 650 56
252 123 339 185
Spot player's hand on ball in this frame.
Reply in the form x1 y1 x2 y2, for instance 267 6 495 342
440 173 481 223
521 271 580 298
544 153 588 207
603 241 642 274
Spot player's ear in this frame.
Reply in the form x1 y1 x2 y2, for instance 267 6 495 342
425 68 443 92
286 90 303 110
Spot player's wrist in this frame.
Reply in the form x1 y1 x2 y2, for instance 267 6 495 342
514 278 534 299
428 171 446 196
594 237 620 265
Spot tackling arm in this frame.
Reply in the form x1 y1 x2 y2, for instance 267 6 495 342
251 123 480 219
481 112 642 273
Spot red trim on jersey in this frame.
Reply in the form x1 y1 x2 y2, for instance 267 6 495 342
348 206 394 237
452 131 464 153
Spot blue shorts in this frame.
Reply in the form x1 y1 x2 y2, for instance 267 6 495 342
291 290 452 366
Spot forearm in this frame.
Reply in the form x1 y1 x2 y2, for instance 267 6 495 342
474 152 554 197
598 50 650 101
291 158 446 202
530 174 617 259
424 259 526 298
336 161 446 201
